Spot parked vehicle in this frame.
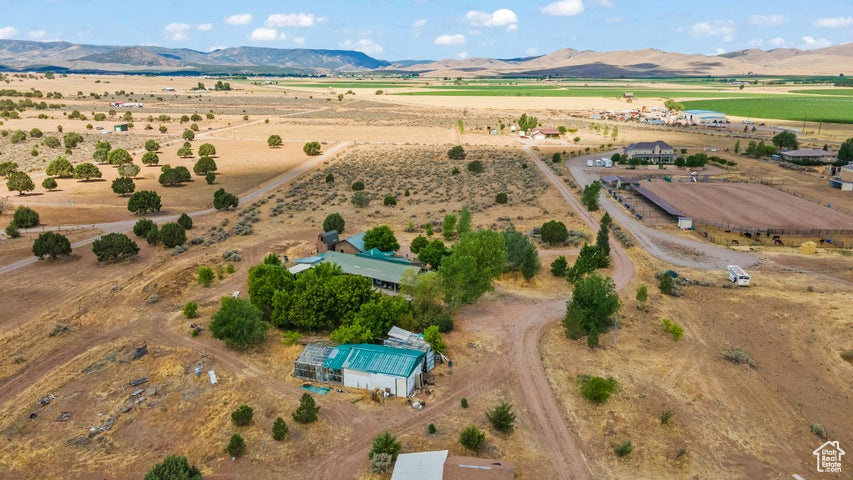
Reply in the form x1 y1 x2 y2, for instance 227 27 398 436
727 265 751 286
586 159 594 167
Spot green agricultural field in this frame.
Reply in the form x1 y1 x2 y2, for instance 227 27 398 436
682 96 853 123
396 87 762 98
279 82 418 89
789 88 853 96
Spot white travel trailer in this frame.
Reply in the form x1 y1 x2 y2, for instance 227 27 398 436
727 265 751 286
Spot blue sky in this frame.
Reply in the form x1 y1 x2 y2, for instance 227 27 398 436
1 0 851 60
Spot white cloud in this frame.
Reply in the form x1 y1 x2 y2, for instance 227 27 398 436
292 37 306 46
197 23 213 31
749 14 785 26
466 9 519 31
434 34 465 46
593 0 613 7
457 51 468 60
800 36 832 49
412 19 427 28
769 36 787 47
164 23 191 41
265 13 326 28
714 48 726 55
250 28 281 42
0 26 19 39
225 13 252 26
690 20 735 42
28 30 46 39
540 0 585 16
340 38 383 56
525 47 539 56
209 45 227 52
813 16 853 28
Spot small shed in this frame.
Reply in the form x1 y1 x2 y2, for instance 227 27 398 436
113 123 129 132
385 326 435 371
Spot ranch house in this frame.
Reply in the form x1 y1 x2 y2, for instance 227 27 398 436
624 141 677 164
780 148 837 163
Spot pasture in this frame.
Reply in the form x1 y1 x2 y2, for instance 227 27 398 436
682 96 853 123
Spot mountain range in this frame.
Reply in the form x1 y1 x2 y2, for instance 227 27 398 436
0 39 851 77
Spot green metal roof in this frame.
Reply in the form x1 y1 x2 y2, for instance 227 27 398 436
324 344 425 378
321 251 420 285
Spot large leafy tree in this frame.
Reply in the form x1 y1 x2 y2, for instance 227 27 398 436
193 156 217 175
322 212 345 233
839 137 853 163
503 224 540 280
213 188 239 210
363 225 400 252
581 181 601 211
331 295 411 344
269 263 377 331
772 130 798 150
197 143 216 157
32 231 71 260
127 190 162 214
563 273 621 347
118 163 140 178
7 171 35 195
107 148 132 166
159 223 186 248
517 113 538 132
248 263 295 319
73 163 102 181
92 233 139 262
438 251 479 309
566 244 605 284
457 206 472 236
111 176 136 196
210 297 269 351
46 157 73 178
303 141 321 156
144 455 202 480
419 240 452 270
0 161 18 177
447 145 466 160
144 139 160 152
142 151 160 166
267 135 283 148
12 206 39 227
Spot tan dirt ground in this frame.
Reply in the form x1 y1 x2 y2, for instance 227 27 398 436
1 75 852 480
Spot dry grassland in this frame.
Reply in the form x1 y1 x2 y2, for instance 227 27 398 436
1 75 852 480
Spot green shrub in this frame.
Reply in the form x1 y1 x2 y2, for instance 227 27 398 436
486 402 516 433
272 417 288 441
579 375 618 404
292 393 320 424
550 256 568 276
231 405 253 426
662 318 684 340
460 398 468 408
282 330 302 345
428 423 436 434
459 425 485 451
351 180 365 191
495 192 508 204
227 434 245 459
722 346 756 368
183 301 198 319
369 431 401 460
660 410 674 425
614 440 633 457
810 423 828 440
198 266 214 287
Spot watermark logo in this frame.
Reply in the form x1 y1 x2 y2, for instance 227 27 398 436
813 440 845 473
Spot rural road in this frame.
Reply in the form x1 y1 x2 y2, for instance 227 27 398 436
0 141 350 276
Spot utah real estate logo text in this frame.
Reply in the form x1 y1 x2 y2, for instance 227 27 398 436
813 441 844 473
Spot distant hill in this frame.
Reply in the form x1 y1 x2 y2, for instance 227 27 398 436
0 39 851 77
0 39 390 74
